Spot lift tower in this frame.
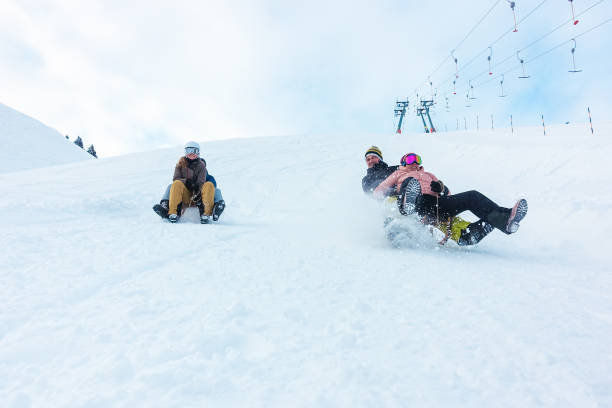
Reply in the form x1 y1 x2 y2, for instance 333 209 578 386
394 100 409 134
417 100 436 133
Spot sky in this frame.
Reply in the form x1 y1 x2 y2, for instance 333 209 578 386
1 0 611 157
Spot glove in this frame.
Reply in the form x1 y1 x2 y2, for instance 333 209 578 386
185 179 194 190
430 180 444 193
192 192 202 206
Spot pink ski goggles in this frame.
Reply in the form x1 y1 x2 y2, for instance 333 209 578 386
400 153 422 166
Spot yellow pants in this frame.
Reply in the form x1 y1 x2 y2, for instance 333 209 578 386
385 195 471 243
168 180 215 216
435 217 471 242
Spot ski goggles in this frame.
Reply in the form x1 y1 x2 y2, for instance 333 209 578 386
185 147 200 155
400 153 422 166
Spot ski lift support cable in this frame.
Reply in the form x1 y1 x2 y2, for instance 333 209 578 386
468 0 607 85
437 0 551 88
411 0 504 95
476 15 612 88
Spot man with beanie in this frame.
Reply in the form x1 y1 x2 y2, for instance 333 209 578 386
362 146 398 195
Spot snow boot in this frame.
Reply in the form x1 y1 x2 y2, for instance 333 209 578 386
168 214 178 223
153 200 169 219
486 199 528 234
212 200 225 221
506 198 528 233
400 178 421 215
200 214 211 224
457 220 494 246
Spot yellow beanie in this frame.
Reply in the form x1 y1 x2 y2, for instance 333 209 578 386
365 146 383 160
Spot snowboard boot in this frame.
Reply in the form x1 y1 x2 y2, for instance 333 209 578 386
506 199 528 233
457 220 494 246
152 200 169 219
168 214 178 223
212 200 225 221
401 178 421 215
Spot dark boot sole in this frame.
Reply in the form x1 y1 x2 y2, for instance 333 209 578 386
212 200 225 221
153 204 169 219
402 178 421 215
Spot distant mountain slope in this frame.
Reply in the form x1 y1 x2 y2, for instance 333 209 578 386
0 102 93 173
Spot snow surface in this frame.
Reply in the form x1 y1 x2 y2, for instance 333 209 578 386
0 102 93 173
1 121 612 407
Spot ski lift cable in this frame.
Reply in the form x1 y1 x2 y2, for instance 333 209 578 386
520 0 604 54
453 0 504 52
526 15 612 63
413 0 604 99
475 14 612 89
467 0 606 84
439 0 603 91
436 0 553 88
411 0 505 96
489 0 550 49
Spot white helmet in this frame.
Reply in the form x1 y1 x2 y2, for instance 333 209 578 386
184 141 200 150
184 141 200 156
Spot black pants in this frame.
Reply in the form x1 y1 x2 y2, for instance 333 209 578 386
418 190 503 220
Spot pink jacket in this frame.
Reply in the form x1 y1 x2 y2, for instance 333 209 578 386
373 166 445 199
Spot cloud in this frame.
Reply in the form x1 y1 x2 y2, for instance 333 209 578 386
0 0 611 156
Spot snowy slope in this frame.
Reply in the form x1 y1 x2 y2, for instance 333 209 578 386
0 102 93 173
1 122 612 407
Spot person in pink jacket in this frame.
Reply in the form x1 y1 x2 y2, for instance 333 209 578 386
374 153 528 234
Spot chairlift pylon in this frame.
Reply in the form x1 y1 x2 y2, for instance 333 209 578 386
507 0 518 32
516 51 530 78
569 38 582 72
569 0 579 25
488 47 493 75
394 100 409 134
417 100 436 133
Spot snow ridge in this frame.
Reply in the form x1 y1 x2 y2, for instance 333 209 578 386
0 102 92 173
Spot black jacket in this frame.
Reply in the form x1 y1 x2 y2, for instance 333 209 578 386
362 161 398 194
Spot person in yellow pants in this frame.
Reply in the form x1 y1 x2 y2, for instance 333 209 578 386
168 141 216 224
385 197 493 246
